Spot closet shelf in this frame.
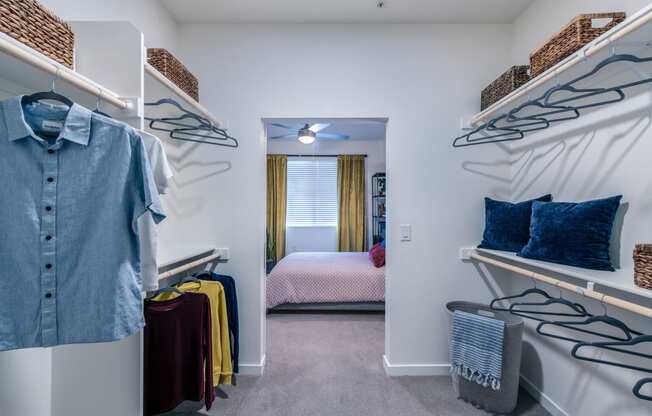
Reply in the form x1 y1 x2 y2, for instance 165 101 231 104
0 32 128 109
474 248 652 300
144 63 223 128
469 4 652 126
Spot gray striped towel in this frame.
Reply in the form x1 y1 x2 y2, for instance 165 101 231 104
450 310 505 390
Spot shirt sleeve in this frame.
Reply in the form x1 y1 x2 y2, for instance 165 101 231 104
137 130 174 195
131 134 166 234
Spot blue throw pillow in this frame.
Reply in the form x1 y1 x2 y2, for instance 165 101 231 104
478 194 552 252
518 195 622 271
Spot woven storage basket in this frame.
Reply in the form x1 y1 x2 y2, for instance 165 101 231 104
530 12 626 77
0 0 74 68
147 48 199 101
481 66 530 111
634 244 652 290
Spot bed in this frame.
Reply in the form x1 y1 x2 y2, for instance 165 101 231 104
266 252 385 311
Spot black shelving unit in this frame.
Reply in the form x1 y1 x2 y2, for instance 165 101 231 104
372 173 386 244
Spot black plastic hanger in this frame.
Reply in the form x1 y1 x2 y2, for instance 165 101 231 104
571 335 652 371
537 315 643 343
506 99 581 123
633 378 652 401
507 282 590 322
490 286 553 312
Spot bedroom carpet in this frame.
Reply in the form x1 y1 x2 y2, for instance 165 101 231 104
162 313 551 416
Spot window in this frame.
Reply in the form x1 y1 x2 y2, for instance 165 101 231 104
286 158 338 227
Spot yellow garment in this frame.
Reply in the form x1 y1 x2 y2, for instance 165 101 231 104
153 280 233 385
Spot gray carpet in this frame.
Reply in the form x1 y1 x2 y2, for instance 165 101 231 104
163 313 550 416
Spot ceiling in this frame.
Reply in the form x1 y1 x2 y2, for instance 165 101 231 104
161 0 535 24
264 118 387 141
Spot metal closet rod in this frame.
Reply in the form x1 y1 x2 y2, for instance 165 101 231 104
158 252 221 282
0 35 128 110
470 251 652 319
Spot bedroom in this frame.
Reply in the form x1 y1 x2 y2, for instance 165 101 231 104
265 118 387 312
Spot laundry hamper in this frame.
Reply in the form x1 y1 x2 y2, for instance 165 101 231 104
446 301 524 414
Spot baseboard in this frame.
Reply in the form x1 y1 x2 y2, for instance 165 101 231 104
382 355 451 376
520 375 569 416
236 354 266 376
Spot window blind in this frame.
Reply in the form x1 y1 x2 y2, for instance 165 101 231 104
286 158 338 227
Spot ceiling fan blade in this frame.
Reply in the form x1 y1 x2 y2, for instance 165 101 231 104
269 134 296 140
316 133 350 140
269 123 296 131
309 123 330 133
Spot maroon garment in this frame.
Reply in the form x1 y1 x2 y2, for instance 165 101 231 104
144 292 215 415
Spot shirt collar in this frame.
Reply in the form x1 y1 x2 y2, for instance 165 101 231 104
3 96 92 146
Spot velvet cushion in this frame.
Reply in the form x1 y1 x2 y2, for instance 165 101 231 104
478 194 552 252
369 243 385 268
518 195 622 271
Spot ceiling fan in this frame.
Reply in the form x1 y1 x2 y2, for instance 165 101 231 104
268 123 350 144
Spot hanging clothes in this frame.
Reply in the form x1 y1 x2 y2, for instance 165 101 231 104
136 130 173 292
154 280 233 385
0 96 164 351
199 272 240 373
144 292 215 415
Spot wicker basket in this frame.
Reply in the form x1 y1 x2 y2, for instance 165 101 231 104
634 244 652 290
481 66 530 111
147 48 199 101
0 0 74 68
530 12 626 77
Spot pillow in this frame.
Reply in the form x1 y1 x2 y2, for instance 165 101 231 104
478 194 552 252
518 195 622 271
369 243 385 268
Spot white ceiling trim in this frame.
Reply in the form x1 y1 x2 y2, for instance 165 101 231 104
161 0 536 24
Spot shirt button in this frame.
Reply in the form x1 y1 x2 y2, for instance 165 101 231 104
47 149 55 154
45 206 52 211
45 264 53 269
45 293 52 299
47 177 54 183
45 235 52 241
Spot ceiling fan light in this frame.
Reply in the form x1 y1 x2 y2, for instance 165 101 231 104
298 127 316 144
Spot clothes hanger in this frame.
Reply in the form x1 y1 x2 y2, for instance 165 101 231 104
146 286 184 299
92 88 112 118
633 378 652 401
571 335 652 371
506 98 581 123
536 295 643 343
178 274 201 285
490 277 558 312
22 67 73 108
169 127 239 148
507 281 590 322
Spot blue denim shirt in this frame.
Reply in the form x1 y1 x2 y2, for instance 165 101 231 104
0 96 165 351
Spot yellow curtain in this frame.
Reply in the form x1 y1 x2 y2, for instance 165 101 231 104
267 155 287 261
337 155 366 252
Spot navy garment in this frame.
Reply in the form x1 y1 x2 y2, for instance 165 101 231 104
199 272 239 372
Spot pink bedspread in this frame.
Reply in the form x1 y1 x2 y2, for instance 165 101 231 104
266 252 385 308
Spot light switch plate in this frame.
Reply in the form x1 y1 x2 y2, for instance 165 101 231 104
400 224 411 241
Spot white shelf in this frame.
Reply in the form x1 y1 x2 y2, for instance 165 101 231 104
0 32 128 109
144 63 223 128
476 248 652 300
471 4 652 126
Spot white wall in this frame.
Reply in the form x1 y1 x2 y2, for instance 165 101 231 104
40 0 179 52
488 2 652 415
173 23 513 373
267 138 387 252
